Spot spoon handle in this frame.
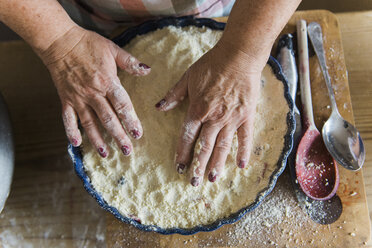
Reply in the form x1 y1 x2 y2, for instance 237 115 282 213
296 20 316 129
307 22 338 112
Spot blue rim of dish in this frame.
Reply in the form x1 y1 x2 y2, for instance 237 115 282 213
68 16 295 235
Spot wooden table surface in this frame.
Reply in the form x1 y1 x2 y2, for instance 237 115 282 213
0 10 371 247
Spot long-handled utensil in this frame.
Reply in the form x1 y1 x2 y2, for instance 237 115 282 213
307 22 365 171
277 34 342 224
295 20 339 201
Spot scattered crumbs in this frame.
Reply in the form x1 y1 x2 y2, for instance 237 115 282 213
338 226 342 229
326 105 331 109
349 191 357 196
343 221 347 224
224 173 315 247
349 232 356 237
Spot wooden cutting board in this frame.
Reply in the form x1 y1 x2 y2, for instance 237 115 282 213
106 10 371 247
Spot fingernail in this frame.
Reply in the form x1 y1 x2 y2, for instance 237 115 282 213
130 129 141 139
238 160 246 169
71 138 79 147
176 163 186 174
208 172 217 182
98 147 107 158
138 63 150 69
121 145 131 156
155 99 166 108
191 177 200 187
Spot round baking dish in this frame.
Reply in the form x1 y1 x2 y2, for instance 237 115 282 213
68 16 295 235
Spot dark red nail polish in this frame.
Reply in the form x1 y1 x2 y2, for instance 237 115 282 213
121 145 131 156
191 177 200 187
208 172 217 182
155 99 166 108
130 129 141 139
138 63 150 69
238 160 246 169
98 147 107 158
176 163 186 174
72 138 79 147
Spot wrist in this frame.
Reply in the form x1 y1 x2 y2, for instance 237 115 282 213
38 25 87 66
214 38 269 73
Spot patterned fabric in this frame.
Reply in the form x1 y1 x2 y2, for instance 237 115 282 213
58 0 234 35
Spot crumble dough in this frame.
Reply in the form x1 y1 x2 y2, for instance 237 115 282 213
82 26 289 229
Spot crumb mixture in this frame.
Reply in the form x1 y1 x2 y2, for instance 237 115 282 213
82 26 289 228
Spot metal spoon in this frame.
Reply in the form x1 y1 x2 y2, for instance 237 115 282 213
307 22 365 171
296 20 339 201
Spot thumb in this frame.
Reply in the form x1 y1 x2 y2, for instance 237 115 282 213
155 77 188 112
115 46 151 76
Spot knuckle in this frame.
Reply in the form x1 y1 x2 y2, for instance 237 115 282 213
182 130 195 144
81 119 95 129
85 91 101 102
100 113 115 126
115 102 132 116
215 139 231 150
200 140 213 153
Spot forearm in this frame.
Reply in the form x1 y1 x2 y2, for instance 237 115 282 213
0 0 77 55
221 0 301 66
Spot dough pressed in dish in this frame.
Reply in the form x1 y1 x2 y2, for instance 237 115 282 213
82 26 289 229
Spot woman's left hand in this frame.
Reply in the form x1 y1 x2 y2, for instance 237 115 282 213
155 41 267 186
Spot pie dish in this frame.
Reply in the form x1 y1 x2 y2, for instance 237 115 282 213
68 16 295 235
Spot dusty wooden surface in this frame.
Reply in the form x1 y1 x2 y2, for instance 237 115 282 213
0 10 371 247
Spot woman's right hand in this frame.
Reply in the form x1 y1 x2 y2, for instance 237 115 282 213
40 26 151 158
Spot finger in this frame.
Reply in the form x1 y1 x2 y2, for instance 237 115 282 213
189 122 220 187
114 46 151 76
236 121 255 169
174 111 202 175
77 105 108 158
88 96 133 156
155 76 188 112
107 78 143 139
207 126 235 183
62 104 82 147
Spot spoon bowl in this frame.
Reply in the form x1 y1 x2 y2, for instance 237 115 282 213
296 128 339 200
322 111 365 171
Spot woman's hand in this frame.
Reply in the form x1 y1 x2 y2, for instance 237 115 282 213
156 42 266 186
41 26 151 158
